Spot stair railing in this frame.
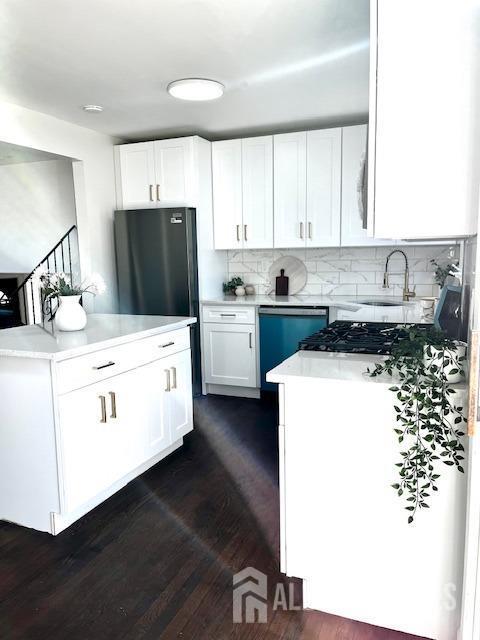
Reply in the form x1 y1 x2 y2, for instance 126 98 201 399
0 225 78 326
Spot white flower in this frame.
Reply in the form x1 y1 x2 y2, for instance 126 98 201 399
82 273 106 296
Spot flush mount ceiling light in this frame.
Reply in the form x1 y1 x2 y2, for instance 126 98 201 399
82 104 104 113
167 78 224 101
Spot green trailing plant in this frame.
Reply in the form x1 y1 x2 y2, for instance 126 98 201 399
223 276 244 294
430 258 458 289
368 327 466 523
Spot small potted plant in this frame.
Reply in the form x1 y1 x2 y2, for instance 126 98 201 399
223 277 245 296
33 270 106 331
430 258 459 291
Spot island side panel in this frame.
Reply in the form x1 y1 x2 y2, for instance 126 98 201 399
0 356 59 533
282 376 467 640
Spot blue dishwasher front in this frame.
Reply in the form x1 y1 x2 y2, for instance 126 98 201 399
259 306 328 391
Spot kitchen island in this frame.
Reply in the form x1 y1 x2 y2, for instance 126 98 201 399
0 314 196 534
267 350 467 640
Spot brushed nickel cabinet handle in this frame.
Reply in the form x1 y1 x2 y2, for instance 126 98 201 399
244 224 248 242
165 369 171 392
99 395 107 423
93 361 115 371
170 366 177 389
159 341 174 349
156 184 161 201
308 221 312 239
109 391 117 419
236 224 241 242
149 184 154 202
299 221 304 239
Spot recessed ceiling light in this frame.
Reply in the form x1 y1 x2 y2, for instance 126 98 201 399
82 104 104 113
167 78 224 101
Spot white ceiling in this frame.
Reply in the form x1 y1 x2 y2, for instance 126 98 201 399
0 0 369 141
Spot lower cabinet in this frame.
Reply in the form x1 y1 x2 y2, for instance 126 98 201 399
203 322 257 388
58 346 193 514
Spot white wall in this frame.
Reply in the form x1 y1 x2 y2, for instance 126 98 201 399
0 100 119 312
0 159 76 273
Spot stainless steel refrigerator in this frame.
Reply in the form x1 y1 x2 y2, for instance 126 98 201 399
114 207 201 394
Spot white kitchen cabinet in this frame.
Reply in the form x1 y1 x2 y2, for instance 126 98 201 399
202 307 257 388
0 318 195 534
212 136 273 250
241 136 273 249
368 0 478 240
154 137 194 204
116 137 196 208
306 128 341 247
341 125 392 247
212 139 243 250
273 132 307 248
117 142 156 209
162 348 194 441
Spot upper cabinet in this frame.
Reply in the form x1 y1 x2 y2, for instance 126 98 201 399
274 129 341 248
273 132 306 248
241 136 274 250
116 137 195 209
211 140 243 250
306 129 341 247
341 125 391 247
212 136 273 250
368 0 478 240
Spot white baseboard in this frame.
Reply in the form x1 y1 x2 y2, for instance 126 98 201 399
205 383 260 399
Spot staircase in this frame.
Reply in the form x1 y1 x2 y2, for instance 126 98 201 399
0 225 78 329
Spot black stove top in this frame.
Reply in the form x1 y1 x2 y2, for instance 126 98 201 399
298 321 430 355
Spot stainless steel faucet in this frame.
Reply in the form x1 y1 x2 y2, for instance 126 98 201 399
383 250 416 301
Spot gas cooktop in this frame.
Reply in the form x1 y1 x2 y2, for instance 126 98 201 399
298 321 432 355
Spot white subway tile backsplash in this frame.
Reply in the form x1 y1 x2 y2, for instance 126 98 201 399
226 245 460 296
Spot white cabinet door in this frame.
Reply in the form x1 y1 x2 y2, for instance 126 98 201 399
164 348 194 441
203 323 256 387
274 132 307 248
154 137 194 204
212 140 243 250
134 359 171 458
242 136 273 249
369 0 478 239
341 125 391 247
306 128 341 247
118 142 156 208
58 369 147 513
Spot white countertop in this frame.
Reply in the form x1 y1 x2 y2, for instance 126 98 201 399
201 295 430 324
266 350 392 385
0 314 196 361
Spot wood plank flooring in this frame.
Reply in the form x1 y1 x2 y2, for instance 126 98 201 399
0 394 427 639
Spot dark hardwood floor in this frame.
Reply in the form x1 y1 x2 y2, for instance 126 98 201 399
0 394 426 639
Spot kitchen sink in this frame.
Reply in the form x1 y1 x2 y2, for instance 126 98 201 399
353 300 406 307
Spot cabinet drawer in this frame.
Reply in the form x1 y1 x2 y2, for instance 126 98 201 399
202 305 255 325
56 327 191 394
